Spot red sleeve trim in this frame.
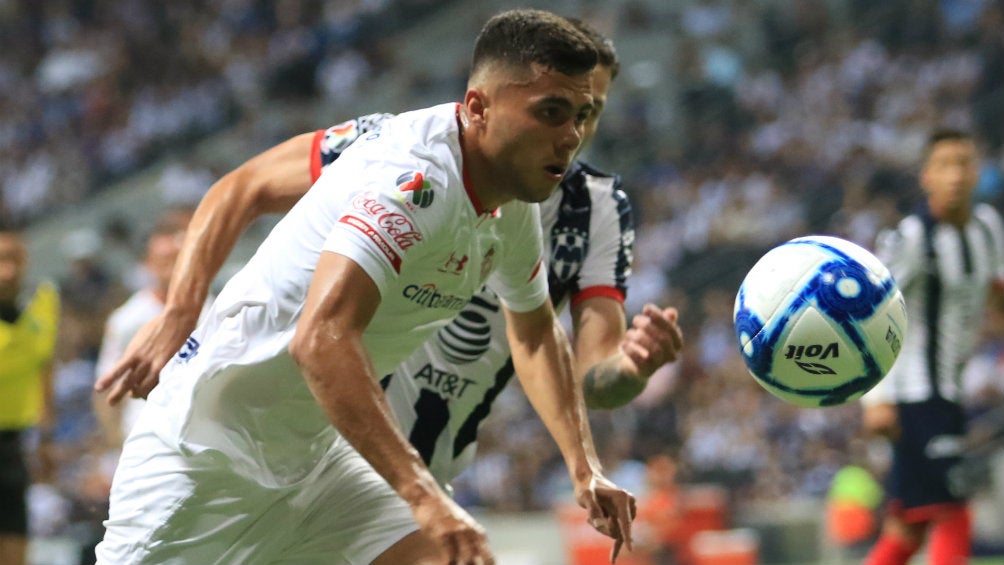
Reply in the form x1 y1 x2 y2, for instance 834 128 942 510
527 259 543 283
309 129 325 183
570 286 625 309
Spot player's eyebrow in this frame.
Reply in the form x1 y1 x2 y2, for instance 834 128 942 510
537 95 595 114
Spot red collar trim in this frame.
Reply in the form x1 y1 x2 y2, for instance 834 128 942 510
455 104 499 218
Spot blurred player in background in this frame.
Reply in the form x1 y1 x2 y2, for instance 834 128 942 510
92 206 205 449
861 129 1004 565
95 9 638 565
0 226 60 565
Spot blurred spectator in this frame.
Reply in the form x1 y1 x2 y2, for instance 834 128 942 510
634 454 684 565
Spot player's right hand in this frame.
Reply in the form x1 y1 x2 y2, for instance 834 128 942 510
411 493 495 565
94 309 197 404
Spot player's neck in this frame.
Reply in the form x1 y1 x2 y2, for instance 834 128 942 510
457 111 509 213
930 199 971 228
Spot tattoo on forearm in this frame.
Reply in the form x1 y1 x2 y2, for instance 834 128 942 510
583 364 645 410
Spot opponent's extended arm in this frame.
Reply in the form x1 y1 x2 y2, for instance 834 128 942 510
95 133 316 404
506 302 635 562
291 251 494 565
574 298 682 409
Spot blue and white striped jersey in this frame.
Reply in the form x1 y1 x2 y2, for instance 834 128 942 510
863 202 1004 405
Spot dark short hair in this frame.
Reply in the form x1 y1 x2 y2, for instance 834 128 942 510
565 18 619 80
471 9 598 79
923 128 975 162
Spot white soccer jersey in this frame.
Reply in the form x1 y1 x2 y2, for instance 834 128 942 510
146 103 548 486
312 117 634 481
863 203 1004 405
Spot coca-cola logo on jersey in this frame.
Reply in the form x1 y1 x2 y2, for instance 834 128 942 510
351 193 423 249
378 213 422 249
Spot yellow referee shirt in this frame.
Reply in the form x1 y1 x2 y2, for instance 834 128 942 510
0 281 59 430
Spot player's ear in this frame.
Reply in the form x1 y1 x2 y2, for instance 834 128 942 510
464 88 488 130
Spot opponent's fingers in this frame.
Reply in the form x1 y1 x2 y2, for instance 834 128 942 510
635 307 682 344
637 304 674 330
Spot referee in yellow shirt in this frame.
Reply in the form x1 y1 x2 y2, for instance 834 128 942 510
1 226 59 565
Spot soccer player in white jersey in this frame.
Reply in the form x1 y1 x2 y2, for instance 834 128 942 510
93 208 210 447
861 130 1004 565
95 10 639 565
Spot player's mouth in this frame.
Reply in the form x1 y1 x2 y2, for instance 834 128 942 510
545 164 566 180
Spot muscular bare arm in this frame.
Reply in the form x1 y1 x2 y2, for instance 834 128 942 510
290 251 494 565
506 302 636 562
95 133 316 403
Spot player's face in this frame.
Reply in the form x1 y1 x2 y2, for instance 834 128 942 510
0 232 27 302
922 138 978 219
480 63 594 203
580 64 613 151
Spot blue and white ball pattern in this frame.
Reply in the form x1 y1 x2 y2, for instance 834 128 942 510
733 235 907 407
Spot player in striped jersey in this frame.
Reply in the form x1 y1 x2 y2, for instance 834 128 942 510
96 17 680 564
861 129 1004 565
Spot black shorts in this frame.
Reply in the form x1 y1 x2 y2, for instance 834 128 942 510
886 397 967 512
0 430 28 535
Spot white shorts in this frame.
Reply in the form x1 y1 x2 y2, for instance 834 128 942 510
96 410 419 565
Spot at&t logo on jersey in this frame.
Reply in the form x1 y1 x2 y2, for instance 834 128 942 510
412 363 477 399
435 293 498 363
397 171 434 208
403 283 468 311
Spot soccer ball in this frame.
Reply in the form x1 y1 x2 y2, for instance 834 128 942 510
733 235 907 408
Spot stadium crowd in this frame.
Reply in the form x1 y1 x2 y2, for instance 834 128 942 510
8 0 1004 561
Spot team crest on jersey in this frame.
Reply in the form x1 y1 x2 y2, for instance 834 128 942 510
396 172 434 208
551 227 588 282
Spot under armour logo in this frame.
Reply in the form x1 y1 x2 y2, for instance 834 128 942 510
439 252 468 274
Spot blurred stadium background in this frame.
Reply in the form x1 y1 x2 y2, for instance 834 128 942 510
5 0 1004 563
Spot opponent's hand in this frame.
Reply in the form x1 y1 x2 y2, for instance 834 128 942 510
621 304 682 379
94 310 197 404
411 494 496 565
575 474 636 563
